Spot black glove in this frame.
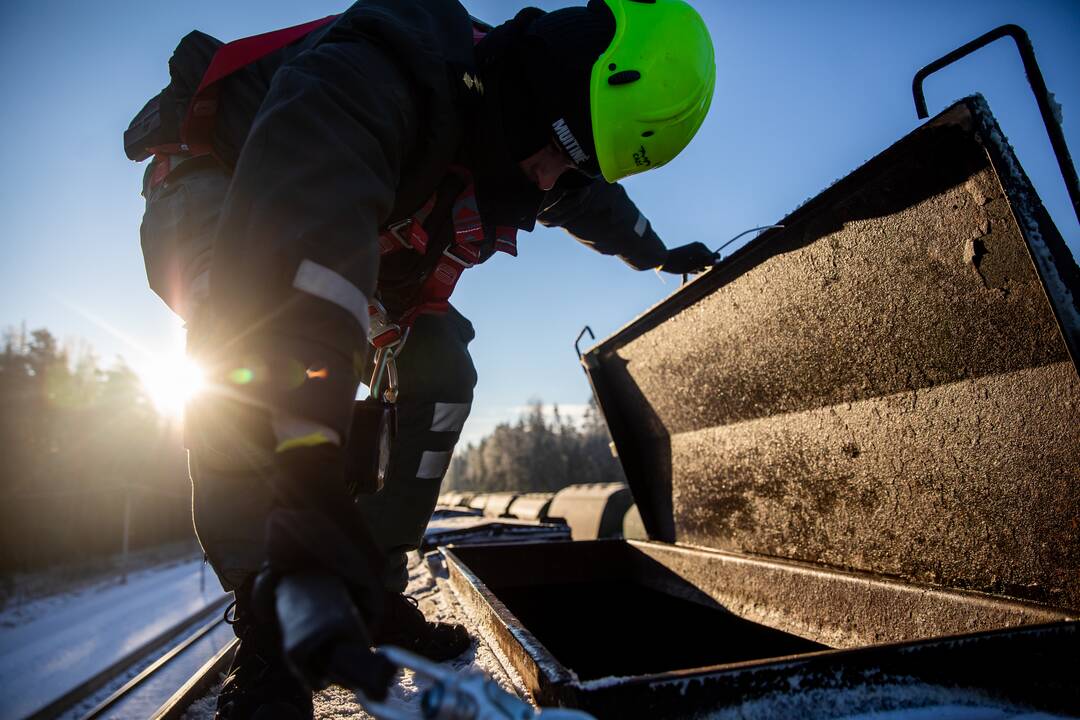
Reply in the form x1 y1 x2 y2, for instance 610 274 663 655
267 570 396 699
253 444 394 698
659 242 717 274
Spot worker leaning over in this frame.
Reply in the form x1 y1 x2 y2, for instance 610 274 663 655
126 0 714 716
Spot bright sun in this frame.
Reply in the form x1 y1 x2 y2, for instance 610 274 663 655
140 354 206 420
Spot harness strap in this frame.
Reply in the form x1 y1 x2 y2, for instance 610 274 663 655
143 149 222 193
369 165 519 342
368 22 510 340
368 299 404 350
377 170 466 258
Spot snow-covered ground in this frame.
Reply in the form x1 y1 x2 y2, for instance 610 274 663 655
0 556 225 720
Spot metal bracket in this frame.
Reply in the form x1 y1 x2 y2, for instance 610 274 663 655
912 24 1079 226
575 326 595 359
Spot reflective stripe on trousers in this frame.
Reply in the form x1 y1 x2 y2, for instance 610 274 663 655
189 306 476 593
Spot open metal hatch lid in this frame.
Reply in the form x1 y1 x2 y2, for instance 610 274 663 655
582 96 1080 612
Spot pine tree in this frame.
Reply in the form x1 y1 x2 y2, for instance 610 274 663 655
0 326 193 579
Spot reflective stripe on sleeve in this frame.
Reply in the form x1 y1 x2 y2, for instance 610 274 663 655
416 450 452 479
430 402 471 433
272 413 341 453
633 212 648 237
293 259 371 336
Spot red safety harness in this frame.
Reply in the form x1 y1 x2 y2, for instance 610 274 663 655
369 166 518 347
148 17 517 348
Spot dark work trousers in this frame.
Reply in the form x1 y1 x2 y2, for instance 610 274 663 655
354 309 476 592
142 161 476 593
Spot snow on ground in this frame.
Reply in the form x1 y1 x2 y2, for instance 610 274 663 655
0 556 225 720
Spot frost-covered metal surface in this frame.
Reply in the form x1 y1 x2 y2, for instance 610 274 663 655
970 93 1080 357
443 539 1078 718
586 97 1080 611
546 483 632 540
629 542 1071 650
506 493 555 522
420 516 570 553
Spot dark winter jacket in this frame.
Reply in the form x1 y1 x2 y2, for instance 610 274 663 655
136 0 666 436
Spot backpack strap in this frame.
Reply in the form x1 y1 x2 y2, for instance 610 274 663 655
143 15 339 191
181 15 339 152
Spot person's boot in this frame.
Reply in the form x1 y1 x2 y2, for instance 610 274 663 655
373 592 471 661
215 585 314 720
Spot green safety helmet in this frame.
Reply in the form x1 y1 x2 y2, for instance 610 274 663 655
589 0 716 182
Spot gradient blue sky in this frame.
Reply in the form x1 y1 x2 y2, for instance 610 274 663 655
1 1 1077 444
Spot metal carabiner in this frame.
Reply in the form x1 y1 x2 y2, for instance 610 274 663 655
369 327 408 403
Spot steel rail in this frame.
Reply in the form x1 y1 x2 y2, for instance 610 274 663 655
150 639 237 720
25 594 230 720
80 612 229 719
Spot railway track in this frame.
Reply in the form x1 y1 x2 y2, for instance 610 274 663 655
27 595 235 720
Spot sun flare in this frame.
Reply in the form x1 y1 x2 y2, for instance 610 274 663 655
139 354 206 420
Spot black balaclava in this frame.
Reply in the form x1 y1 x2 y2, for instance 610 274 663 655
471 8 549 230
475 8 548 164
469 3 614 229
476 2 615 175
520 1 615 177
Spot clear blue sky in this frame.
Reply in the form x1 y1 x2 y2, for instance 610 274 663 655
1 0 1077 444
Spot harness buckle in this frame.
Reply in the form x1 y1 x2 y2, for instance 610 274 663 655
386 219 415 249
442 244 477 268
368 344 401 402
368 300 405 349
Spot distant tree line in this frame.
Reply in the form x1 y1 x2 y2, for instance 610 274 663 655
0 326 625 574
0 326 193 577
444 399 626 493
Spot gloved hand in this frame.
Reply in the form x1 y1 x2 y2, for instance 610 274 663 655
253 444 395 699
265 569 396 699
659 242 717 274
